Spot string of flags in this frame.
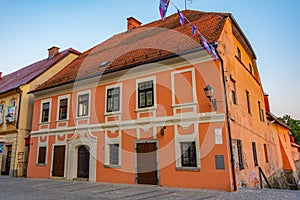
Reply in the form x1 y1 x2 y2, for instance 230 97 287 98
159 0 218 60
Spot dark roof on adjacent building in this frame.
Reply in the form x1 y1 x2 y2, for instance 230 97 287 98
0 48 80 95
32 10 250 93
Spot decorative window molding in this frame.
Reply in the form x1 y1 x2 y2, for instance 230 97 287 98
57 94 70 121
40 99 52 124
105 83 122 116
76 90 91 119
171 68 197 115
104 130 121 167
136 76 156 112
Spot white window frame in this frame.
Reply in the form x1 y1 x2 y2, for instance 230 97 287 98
56 94 70 121
40 99 52 123
104 130 121 167
136 76 156 112
104 83 122 116
76 90 91 119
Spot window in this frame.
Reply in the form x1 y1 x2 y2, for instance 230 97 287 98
252 142 258 166
41 102 50 123
0 104 4 124
180 142 197 167
263 144 269 163
77 94 89 117
109 144 119 165
138 80 154 108
237 140 244 170
246 91 251 114
258 101 264 122
249 64 253 74
231 82 237 105
107 87 120 112
237 47 241 60
10 100 16 107
58 98 68 120
38 147 47 164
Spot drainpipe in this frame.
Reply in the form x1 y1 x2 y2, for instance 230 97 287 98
16 89 22 130
214 43 237 191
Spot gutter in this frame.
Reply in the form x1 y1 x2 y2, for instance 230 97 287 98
214 43 237 191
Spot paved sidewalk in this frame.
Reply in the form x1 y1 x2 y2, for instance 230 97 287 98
0 176 299 200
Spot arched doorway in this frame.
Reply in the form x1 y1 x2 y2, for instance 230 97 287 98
77 145 90 179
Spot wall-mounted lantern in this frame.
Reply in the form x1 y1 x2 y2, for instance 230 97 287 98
160 126 166 136
204 85 217 111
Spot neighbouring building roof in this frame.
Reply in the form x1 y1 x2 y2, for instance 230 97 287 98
266 111 292 131
32 10 250 93
0 48 80 95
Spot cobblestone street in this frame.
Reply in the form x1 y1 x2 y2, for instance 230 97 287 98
0 176 299 200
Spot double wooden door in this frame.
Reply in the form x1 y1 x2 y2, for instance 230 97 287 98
136 142 158 185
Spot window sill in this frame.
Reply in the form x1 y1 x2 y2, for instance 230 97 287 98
104 164 121 169
76 116 90 120
104 111 122 116
56 119 68 122
176 167 200 172
172 102 197 108
36 163 47 167
135 106 157 113
39 122 50 125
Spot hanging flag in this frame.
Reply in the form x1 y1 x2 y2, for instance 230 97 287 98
210 44 218 60
159 0 170 20
191 24 197 36
177 9 185 26
201 36 210 54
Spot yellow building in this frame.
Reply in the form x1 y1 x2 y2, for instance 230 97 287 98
0 47 80 177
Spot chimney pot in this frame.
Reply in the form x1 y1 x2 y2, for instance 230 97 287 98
0 72 2 79
48 46 60 59
127 17 142 31
264 94 271 112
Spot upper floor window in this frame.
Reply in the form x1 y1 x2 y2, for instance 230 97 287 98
107 87 120 113
246 91 251 114
180 142 197 167
77 94 89 117
231 81 237 105
263 144 269 163
237 47 241 60
41 102 50 123
58 98 68 120
138 80 154 108
0 104 4 124
249 64 253 74
10 100 16 107
258 101 265 122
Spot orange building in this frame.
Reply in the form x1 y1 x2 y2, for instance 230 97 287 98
26 10 299 191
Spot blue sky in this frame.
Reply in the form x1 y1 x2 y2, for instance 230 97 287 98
0 0 299 119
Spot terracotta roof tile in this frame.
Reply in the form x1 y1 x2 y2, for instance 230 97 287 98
34 10 229 92
0 48 80 94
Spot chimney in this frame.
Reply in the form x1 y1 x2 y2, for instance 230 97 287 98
127 17 142 31
0 72 2 79
264 94 271 112
48 46 60 59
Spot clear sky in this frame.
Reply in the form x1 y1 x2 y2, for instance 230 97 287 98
0 0 299 119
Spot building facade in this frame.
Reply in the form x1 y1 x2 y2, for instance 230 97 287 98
0 47 80 177
26 10 299 191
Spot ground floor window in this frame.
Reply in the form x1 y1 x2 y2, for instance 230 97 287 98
237 140 244 170
37 147 47 165
180 142 197 167
109 144 119 165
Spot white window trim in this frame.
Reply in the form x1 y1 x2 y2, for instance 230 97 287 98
56 94 70 121
104 83 122 116
136 76 156 112
171 68 197 107
76 90 91 119
174 123 200 170
104 130 121 167
40 98 52 124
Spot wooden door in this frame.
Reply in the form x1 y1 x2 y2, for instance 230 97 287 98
4 146 12 175
77 145 89 179
136 142 158 185
52 146 65 177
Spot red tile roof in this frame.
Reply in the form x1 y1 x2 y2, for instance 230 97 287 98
33 10 230 92
0 48 80 94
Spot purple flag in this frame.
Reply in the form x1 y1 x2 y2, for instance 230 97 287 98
191 25 197 36
177 9 185 26
210 44 218 60
159 0 170 21
201 36 210 54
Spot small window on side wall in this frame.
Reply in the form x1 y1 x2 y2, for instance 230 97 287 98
237 47 241 60
38 147 47 165
138 80 154 108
